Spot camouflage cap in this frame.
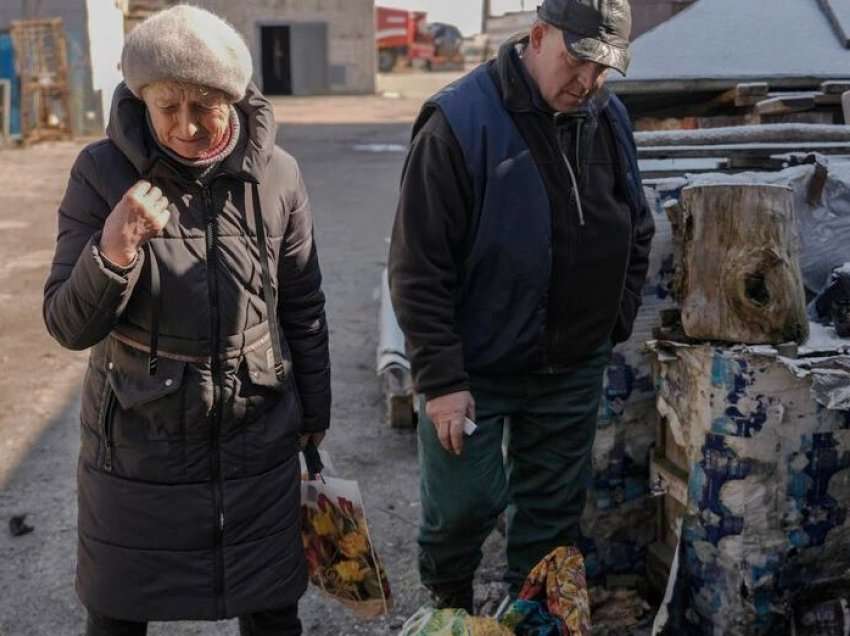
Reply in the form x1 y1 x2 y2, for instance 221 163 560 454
537 0 632 75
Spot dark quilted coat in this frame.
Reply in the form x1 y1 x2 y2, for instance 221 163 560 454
42 82 330 621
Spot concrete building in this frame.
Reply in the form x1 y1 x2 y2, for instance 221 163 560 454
171 0 376 96
0 0 125 137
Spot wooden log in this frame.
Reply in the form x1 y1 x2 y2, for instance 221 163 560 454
381 366 416 429
678 184 809 344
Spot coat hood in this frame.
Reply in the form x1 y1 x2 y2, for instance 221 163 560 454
106 81 278 183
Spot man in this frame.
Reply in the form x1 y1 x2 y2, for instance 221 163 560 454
388 0 654 611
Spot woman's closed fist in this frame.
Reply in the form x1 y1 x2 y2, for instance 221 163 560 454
100 180 171 267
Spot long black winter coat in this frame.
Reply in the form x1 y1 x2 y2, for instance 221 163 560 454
42 82 331 621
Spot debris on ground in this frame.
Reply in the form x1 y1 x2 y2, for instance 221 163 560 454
9 514 34 537
589 587 653 635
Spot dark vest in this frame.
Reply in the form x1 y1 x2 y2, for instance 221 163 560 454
429 64 645 374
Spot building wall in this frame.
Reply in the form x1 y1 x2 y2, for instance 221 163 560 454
86 0 125 131
186 0 376 95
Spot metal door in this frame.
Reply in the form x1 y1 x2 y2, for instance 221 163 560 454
289 22 329 96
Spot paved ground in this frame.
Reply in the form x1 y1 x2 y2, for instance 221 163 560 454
0 76 511 636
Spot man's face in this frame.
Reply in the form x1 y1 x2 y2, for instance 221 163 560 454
529 23 607 112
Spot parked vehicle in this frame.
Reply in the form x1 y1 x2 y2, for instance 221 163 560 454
376 7 464 72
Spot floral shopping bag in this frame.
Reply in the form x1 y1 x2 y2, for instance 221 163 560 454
301 457 392 618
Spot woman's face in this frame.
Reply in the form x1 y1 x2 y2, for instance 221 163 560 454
142 82 232 159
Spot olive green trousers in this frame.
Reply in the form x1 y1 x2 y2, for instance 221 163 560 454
417 344 611 593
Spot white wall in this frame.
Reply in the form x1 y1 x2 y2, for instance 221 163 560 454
86 0 126 130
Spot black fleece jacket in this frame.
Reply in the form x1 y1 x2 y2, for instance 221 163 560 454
389 40 654 400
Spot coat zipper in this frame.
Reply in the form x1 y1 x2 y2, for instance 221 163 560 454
100 382 117 472
202 183 226 618
553 114 586 227
575 117 584 181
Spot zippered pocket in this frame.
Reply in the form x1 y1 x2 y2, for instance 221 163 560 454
98 381 117 472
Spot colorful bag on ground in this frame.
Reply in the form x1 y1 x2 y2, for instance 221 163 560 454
400 607 513 636
501 546 592 636
301 468 392 618
400 546 591 635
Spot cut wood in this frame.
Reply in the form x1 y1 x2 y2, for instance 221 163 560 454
814 92 843 105
637 141 850 160
634 123 850 147
755 94 816 116
734 82 769 107
821 80 850 95
678 184 809 344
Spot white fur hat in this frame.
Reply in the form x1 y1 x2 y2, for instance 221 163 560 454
122 5 253 102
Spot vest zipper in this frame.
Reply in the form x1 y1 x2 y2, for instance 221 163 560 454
202 183 226 618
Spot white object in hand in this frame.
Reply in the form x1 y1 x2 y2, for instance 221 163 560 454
463 417 478 436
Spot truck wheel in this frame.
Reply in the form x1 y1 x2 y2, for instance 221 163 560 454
379 49 397 73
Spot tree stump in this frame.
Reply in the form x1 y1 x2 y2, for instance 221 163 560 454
678 183 809 344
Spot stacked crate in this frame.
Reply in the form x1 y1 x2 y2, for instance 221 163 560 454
646 183 850 634
9 18 72 144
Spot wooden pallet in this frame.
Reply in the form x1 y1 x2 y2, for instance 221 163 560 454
9 18 72 144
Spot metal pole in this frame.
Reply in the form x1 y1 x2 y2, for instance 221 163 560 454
481 0 491 35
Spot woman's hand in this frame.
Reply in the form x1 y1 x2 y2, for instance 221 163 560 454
299 432 326 450
100 180 171 267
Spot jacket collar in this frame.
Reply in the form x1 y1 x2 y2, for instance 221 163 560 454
494 35 611 119
106 81 278 183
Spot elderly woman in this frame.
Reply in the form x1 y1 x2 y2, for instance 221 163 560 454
42 6 329 635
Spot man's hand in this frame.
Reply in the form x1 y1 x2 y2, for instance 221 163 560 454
100 180 171 267
426 390 475 456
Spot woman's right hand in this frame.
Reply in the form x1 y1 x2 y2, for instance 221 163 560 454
99 180 171 267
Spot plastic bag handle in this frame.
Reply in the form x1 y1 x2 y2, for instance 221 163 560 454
303 441 324 479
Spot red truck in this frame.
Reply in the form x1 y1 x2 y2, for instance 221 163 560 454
376 6 464 72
